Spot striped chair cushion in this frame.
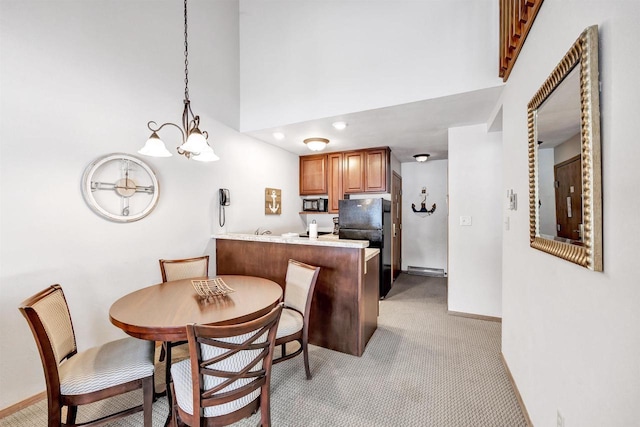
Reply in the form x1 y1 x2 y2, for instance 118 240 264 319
171 332 265 417
275 308 303 339
58 337 154 395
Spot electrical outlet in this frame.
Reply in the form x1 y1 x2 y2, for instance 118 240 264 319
459 216 472 226
557 410 565 427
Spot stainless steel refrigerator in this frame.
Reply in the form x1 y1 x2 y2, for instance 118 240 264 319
338 198 392 298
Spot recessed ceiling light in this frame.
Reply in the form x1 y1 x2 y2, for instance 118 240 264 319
332 121 348 130
273 132 285 140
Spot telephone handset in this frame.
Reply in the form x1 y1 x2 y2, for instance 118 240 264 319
218 189 230 228
219 188 230 206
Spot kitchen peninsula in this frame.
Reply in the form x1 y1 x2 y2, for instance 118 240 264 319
213 233 380 356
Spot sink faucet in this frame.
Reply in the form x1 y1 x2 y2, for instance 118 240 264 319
255 228 272 235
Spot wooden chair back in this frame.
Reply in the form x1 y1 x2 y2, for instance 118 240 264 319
173 303 283 427
19 285 77 397
160 255 209 282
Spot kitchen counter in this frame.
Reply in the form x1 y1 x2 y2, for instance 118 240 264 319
213 233 378 262
364 247 380 261
213 232 369 249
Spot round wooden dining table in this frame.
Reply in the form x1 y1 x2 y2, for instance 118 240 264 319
110 275 282 426
109 275 283 342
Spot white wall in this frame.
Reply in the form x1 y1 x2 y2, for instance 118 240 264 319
0 0 302 408
448 125 503 317
239 0 503 131
400 160 448 273
538 148 557 236
554 132 581 164
501 1 640 425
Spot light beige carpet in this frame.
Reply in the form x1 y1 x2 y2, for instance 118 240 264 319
1 274 527 426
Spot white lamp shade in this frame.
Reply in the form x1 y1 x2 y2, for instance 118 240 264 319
192 144 220 162
180 128 209 154
304 138 329 151
138 133 172 157
413 154 430 162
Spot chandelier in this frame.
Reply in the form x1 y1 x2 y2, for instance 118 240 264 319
138 0 219 162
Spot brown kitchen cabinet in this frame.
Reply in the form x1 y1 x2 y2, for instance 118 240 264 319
299 154 327 195
216 238 378 357
343 147 390 194
327 152 343 213
300 147 390 201
342 151 366 193
364 148 390 192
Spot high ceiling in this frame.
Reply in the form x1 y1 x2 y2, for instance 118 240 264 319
244 85 504 163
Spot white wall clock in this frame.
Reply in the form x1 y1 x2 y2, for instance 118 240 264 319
81 153 159 222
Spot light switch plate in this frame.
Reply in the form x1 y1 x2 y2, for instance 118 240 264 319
460 216 472 226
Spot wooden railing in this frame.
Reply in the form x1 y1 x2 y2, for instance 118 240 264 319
499 0 544 81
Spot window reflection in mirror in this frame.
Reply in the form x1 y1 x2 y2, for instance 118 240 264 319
535 65 582 244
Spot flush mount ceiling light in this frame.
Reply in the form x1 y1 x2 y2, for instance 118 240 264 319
138 0 219 163
304 138 330 151
273 132 285 140
332 121 348 130
413 154 431 162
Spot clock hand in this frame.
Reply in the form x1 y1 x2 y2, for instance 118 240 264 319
125 161 132 190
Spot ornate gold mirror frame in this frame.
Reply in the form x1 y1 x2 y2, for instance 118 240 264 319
528 25 602 271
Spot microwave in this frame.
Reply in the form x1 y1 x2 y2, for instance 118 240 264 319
302 198 328 212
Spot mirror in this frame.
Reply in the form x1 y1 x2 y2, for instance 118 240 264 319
528 25 602 271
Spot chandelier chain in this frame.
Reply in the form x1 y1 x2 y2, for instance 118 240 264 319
183 0 189 101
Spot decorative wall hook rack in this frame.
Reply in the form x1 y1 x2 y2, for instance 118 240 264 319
412 187 436 215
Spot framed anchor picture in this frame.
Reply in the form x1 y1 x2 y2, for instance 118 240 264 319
265 188 281 215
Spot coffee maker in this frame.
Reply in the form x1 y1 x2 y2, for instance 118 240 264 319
332 217 340 235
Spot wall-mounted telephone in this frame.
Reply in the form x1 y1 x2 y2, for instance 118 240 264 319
219 188 230 206
219 189 230 228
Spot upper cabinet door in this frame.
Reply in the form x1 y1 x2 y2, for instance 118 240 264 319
364 148 390 192
327 152 343 212
343 151 365 193
300 154 328 195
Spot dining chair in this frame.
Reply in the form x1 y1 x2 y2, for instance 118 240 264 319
159 255 210 283
170 303 283 427
273 259 321 380
18 284 155 427
158 255 210 364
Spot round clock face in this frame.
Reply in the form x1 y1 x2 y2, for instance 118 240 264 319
82 153 159 222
